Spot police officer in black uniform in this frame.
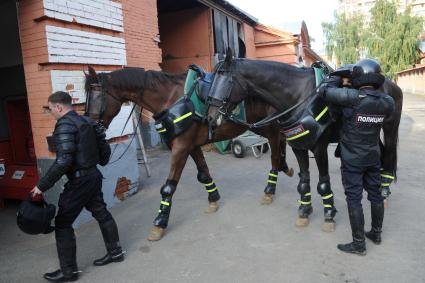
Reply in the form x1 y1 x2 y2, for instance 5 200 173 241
31 91 124 281
318 59 395 255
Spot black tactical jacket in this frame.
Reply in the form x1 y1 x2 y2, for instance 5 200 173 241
37 111 111 191
322 87 395 166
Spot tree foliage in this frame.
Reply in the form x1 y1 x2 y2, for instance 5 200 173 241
322 12 364 66
322 0 424 78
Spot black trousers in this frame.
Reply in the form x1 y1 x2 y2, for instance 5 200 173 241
341 160 383 208
55 168 112 229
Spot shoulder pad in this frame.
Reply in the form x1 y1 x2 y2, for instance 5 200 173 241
54 118 77 154
55 118 78 135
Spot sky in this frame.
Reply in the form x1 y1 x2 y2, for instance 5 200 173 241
227 0 338 54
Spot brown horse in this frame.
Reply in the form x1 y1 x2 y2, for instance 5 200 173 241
84 66 293 241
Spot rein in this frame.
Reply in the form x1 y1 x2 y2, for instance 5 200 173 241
215 70 324 129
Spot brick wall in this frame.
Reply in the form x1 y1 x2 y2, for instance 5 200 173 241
122 0 161 70
17 0 162 157
18 0 52 158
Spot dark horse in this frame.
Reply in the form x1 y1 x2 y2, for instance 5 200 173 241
206 54 402 231
84 66 293 241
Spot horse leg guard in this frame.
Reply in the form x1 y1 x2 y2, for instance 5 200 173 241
296 172 313 227
153 180 177 229
197 171 220 213
317 175 337 232
380 171 394 208
262 170 278 205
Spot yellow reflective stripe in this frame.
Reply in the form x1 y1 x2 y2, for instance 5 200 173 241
304 193 311 196
157 128 167 133
381 174 395 180
207 187 217 193
204 181 214 187
267 180 277 184
268 173 278 178
381 183 391 187
298 200 312 205
322 194 333 200
315 106 329 121
173 112 193 123
160 201 170 206
287 130 310 141
324 204 333 208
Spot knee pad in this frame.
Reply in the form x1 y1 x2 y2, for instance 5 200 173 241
297 171 310 195
160 180 177 197
317 175 332 196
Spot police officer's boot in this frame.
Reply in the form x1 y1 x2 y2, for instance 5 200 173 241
93 219 125 266
44 228 79 282
365 202 384 244
337 206 366 255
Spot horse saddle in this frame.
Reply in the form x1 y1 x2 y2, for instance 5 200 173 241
195 72 215 103
279 95 333 150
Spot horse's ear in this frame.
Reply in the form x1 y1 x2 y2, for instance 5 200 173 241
225 47 233 63
87 66 97 77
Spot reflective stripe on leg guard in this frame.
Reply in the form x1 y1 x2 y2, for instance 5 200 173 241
265 170 278 194
204 181 220 202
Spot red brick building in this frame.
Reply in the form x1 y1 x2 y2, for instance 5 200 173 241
0 0 162 208
0 0 325 209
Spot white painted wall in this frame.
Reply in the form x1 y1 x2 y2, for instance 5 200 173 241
46 26 127 65
43 0 124 32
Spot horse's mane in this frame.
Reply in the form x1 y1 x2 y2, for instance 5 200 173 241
84 67 186 94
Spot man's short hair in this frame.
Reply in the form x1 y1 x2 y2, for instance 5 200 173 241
48 91 72 107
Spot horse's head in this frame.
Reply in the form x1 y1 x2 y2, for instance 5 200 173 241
84 66 122 128
206 48 247 128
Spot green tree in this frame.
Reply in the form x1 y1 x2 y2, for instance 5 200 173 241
367 1 423 77
322 12 365 66
323 0 424 78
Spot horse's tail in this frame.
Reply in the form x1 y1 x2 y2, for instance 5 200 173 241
381 80 403 181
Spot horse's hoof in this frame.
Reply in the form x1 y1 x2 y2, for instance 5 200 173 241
261 194 273 205
285 168 294 177
205 202 219 213
384 199 388 209
322 221 336 233
295 217 310 227
147 226 165 241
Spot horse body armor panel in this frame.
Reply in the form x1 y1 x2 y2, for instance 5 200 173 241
154 96 195 146
280 95 333 149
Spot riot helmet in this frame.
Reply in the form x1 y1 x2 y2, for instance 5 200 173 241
351 59 385 89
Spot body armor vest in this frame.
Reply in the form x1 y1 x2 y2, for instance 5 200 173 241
339 88 394 166
64 113 99 170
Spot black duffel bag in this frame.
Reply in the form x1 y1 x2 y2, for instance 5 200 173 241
17 195 56 235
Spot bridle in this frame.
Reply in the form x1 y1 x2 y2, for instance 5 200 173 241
205 60 325 130
85 82 123 129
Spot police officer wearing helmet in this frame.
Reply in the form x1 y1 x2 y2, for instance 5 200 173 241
318 59 395 255
31 91 124 282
